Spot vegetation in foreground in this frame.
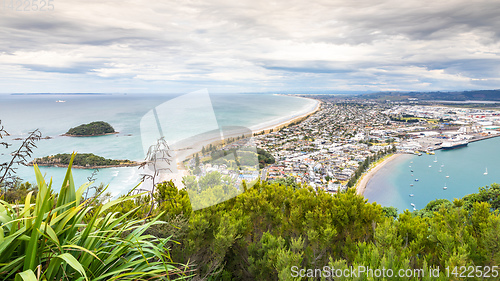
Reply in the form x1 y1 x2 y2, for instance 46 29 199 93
111 175 500 280
65 121 116 136
2 149 499 280
0 154 187 281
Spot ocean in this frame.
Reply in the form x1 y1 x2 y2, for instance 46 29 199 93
364 137 500 212
0 93 317 196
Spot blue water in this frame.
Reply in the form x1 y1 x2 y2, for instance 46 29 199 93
0 93 316 196
365 137 500 212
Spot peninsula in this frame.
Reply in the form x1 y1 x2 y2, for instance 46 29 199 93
63 121 117 137
30 153 140 169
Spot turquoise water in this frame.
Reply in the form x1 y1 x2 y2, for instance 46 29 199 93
0 93 316 196
365 137 500 212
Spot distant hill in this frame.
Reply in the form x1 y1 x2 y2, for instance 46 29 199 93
361 89 500 101
65 121 116 136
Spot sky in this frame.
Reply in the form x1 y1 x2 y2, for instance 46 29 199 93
1 0 500 94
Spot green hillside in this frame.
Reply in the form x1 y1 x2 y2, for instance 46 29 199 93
65 121 115 136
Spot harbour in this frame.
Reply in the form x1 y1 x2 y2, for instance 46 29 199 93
364 135 500 212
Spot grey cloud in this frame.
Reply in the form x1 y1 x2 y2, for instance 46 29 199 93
21 61 106 74
1 0 500 92
258 60 355 74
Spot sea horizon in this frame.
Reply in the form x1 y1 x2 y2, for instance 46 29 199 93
0 93 317 196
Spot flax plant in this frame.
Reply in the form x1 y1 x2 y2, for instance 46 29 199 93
0 153 187 281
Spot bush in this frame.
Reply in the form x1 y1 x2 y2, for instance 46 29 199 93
0 153 187 281
66 121 115 136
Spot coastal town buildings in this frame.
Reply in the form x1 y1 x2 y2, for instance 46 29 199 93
255 99 500 192
188 97 500 194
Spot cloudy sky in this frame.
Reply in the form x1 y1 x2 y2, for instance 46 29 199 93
1 0 500 93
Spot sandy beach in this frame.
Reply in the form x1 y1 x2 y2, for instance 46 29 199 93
251 97 321 135
356 154 403 196
158 96 322 188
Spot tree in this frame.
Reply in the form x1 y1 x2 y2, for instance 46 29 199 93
382 206 398 219
65 121 115 136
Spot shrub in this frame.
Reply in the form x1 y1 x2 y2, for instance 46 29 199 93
0 153 187 281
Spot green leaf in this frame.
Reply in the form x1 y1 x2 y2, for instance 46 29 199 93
57 152 77 209
57 253 88 281
15 269 37 281
40 222 60 245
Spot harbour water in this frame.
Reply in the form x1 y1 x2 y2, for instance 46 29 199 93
0 93 317 196
364 137 500 212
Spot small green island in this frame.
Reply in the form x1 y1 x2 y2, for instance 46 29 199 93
64 121 117 136
30 153 140 169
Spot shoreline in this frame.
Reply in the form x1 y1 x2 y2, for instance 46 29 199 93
250 96 321 135
61 132 119 137
355 154 403 196
177 95 322 162
28 162 141 169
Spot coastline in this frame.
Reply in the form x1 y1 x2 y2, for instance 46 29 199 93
61 132 119 137
160 95 322 188
356 153 403 196
250 96 321 135
28 162 141 169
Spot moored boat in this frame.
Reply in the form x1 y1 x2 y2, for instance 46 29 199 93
441 139 468 150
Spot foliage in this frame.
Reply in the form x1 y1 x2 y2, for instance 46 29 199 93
207 147 260 171
382 206 398 219
257 148 275 169
1 181 37 204
0 128 42 190
66 121 115 136
113 177 500 280
462 183 500 210
5 142 500 280
0 153 187 280
33 153 134 167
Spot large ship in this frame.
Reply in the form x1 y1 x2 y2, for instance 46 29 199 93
441 138 468 150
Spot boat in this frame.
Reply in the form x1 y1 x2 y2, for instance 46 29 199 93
410 184 414 186
441 138 468 150
434 156 437 162
484 167 488 175
415 179 419 181
56 100 66 103
428 151 435 155
410 203 415 207
411 170 413 172
409 194 414 197
418 153 422 156
428 165 432 168
446 175 449 178
439 168 442 173
413 207 416 211
443 183 447 190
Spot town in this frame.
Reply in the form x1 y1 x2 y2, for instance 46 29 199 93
254 97 500 192
186 97 500 193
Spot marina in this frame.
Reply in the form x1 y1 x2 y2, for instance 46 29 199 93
365 135 500 212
